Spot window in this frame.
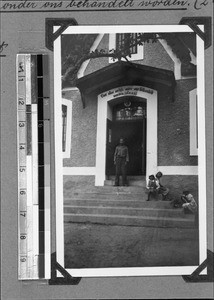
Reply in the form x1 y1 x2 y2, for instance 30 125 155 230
62 98 72 158
62 105 67 152
116 33 138 55
109 33 144 63
113 99 146 121
189 88 198 156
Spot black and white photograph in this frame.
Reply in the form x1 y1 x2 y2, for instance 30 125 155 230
0 0 213 298
54 25 207 277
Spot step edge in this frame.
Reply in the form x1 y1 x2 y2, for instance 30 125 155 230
64 205 181 212
64 198 165 202
64 213 195 222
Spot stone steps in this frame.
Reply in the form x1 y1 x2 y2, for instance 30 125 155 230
64 198 172 208
64 205 186 218
63 181 195 228
108 175 146 180
64 213 195 228
105 176 146 187
64 185 146 193
104 180 146 187
64 187 148 200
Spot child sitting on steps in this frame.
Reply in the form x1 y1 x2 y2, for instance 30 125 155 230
146 175 160 201
155 171 170 201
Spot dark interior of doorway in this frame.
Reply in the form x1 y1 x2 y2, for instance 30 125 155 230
106 119 146 176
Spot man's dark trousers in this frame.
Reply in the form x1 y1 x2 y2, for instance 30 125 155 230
115 157 127 186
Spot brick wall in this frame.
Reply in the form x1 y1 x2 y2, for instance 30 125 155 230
160 175 198 203
63 90 97 167
63 175 95 196
137 40 174 71
158 78 198 166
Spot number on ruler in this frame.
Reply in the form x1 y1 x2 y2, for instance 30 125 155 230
20 190 26 195
19 145 25 150
20 211 27 217
19 100 25 106
20 234 26 240
19 122 25 127
18 77 24 82
19 167 26 172
20 257 27 263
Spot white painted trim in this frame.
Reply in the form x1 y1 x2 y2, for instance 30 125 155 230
107 103 113 121
158 38 181 80
197 32 207 271
67 266 197 278
63 167 96 176
109 33 116 62
158 37 197 80
55 25 206 278
157 166 198 175
189 89 198 156
63 25 193 35
95 85 158 186
147 91 158 177
109 33 144 63
95 96 108 186
62 98 72 159
189 48 196 65
62 87 79 92
77 34 104 78
53 26 60 33
54 32 64 272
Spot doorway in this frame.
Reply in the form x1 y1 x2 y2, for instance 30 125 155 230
106 99 147 177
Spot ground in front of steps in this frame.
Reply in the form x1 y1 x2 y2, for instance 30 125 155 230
64 222 199 269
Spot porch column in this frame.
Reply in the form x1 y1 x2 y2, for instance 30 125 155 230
146 91 158 177
95 97 108 186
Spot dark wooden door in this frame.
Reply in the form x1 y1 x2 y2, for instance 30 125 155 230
142 116 146 175
106 119 146 176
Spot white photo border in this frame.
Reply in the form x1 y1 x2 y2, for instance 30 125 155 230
54 25 207 278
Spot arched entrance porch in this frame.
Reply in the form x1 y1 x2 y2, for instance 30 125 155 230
76 61 176 186
95 85 157 186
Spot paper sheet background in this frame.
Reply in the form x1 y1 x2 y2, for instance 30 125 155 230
1 2 213 299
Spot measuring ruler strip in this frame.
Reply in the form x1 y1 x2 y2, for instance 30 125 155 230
37 54 46 279
17 54 52 279
44 117 51 279
17 54 28 279
17 54 51 280
26 54 35 279
31 55 40 278
42 54 51 279
37 54 51 279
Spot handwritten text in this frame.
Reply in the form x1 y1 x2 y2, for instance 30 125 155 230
0 0 211 11
0 41 8 57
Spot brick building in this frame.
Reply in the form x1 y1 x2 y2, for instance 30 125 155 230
61 31 198 200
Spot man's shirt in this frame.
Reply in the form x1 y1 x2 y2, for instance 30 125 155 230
114 145 129 162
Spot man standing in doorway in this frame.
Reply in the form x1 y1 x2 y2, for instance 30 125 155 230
114 138 129 186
